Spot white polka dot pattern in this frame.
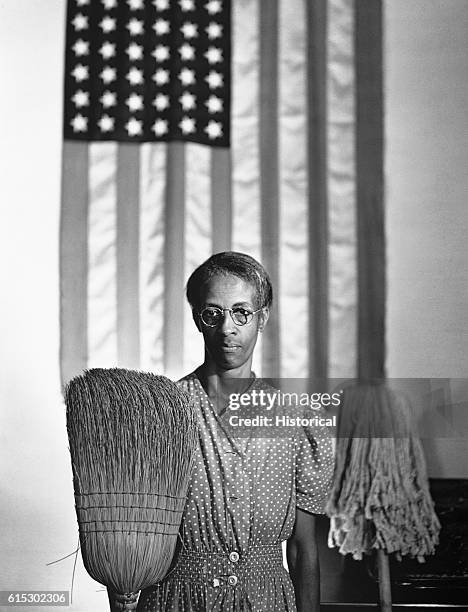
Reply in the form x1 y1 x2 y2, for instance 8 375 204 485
137 373 334 611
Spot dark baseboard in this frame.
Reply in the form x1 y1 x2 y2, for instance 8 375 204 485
321 605 468 611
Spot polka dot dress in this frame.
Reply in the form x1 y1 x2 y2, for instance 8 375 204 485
137 373 334 611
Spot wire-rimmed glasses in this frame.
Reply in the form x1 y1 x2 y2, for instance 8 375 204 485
198 306 263 327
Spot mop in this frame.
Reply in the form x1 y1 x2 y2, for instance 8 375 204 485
326 382 440 611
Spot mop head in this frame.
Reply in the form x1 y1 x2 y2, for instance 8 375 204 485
326 382 440 561
65 368 198 595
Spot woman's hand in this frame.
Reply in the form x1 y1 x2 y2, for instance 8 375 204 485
107 590 139 611
287 508 320 612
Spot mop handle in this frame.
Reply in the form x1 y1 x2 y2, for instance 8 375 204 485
376 550 392 612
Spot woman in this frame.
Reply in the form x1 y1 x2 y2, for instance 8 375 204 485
136 252 334 611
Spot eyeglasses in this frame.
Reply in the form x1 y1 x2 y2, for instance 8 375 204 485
198 306 263 327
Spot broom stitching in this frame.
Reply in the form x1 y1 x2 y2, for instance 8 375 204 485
76 492 186 499
79 519 182 525
77 505 183 511
79 528 181 534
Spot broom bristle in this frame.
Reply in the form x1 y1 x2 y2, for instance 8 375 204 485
65 368 198 593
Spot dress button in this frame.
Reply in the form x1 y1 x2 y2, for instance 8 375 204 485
229 551 240 563
228 575 238 586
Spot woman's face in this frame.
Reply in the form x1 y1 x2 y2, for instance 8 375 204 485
196 274 269 373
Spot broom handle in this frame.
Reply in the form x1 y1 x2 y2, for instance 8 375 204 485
109 591 139 611
376 550 392 612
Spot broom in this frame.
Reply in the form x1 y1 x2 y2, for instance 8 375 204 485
65 368 198 611
326 382 440 611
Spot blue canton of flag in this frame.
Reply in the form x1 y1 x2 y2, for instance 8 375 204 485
63 0 230 146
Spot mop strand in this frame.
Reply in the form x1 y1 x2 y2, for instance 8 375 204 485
326 383 440 561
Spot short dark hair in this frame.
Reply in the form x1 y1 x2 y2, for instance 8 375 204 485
186 251 273 311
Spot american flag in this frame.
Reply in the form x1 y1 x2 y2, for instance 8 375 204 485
63 0 230 146
60 0 385 385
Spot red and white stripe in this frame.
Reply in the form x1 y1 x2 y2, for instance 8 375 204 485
61 0 384 386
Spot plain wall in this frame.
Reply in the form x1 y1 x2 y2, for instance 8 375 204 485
386 0 468 377
0 1 105 609
385 0 468 476
0 0 467 609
